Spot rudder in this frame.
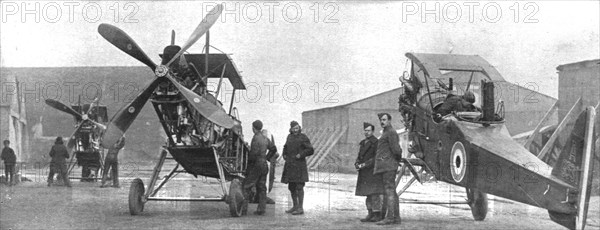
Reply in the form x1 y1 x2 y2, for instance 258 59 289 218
549 106 596 229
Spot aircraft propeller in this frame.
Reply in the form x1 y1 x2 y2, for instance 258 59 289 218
98 4 236 149
44 98 107 149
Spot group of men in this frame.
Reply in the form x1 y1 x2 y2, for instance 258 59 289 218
353 91 477 225
1 136 125 188
241 120 314 216
240 114 403 226
354 113 403 225
45 136 125 188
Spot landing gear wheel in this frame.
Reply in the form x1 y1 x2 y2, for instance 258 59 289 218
129 178 145 215
228 178 245 217
466 188 488 221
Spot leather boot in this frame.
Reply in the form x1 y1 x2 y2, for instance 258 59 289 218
292 189 304 215
380 195 387 220
360 209 373 222
241 200 248 216
377 189 398 225
369 212 383 222
394 196 401 224
285 191 298 213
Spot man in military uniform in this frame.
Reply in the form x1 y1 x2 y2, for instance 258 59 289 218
437 91 477 116
101 136 125 188
242 120 276 215
1 140 17 186
249 129 279 204
281 121 314 215
47 137 72 187
374 113 402 225
355 123 384 222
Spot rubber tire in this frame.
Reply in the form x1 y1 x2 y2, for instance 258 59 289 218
228 178 244 217
129 178 145 215
467 188 488 221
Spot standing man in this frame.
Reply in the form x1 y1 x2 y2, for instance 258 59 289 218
1 140 17 186
281 121 314 215
355 123 384 222
101 136 125 188
249 129 278 204
242 120 276 215
374 113 402 225
47 137 72 187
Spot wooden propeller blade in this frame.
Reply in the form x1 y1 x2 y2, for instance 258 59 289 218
165 4 223 67
101 78 163 148
87 97 100 115
98 23 157 71
165 74 235 129
45 99 82 120
67 123 83 149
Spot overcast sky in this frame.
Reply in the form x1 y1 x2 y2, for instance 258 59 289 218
1 1 599 146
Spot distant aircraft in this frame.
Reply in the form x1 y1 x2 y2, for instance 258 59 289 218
45 97 107 182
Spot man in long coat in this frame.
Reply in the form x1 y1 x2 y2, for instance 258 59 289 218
374 113 402 225
355 122 384 222
281 121 314 215
47 137 72 187
1 140 17 186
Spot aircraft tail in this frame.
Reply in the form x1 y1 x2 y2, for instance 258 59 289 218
548 106 597 230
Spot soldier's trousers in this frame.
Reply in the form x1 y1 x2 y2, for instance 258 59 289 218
48 163 71 186
4 163 15 185
102 158 119 186
366 194 382 212
243 161 268 213
382 171 399 219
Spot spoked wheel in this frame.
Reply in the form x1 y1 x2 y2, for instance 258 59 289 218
228 178 245 217
129 178 145 215
466 188 488 221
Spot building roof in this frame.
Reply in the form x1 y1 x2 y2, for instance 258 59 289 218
302 87 401 114
556 59 600 72
304 81 556 114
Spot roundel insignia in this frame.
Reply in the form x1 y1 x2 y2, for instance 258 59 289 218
128 107 135 113
193 98 200 103
127 43 133 50
450 141 467 183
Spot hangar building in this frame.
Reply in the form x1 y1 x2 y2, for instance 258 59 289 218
302 82 557 171
0 74 29 164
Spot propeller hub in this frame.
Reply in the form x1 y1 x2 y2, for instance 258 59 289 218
82 114 89 120
155 65 168 77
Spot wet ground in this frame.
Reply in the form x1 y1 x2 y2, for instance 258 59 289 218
1 164 598 229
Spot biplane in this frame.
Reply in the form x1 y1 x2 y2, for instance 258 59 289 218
97 4 251 216
396 53 596 229
45 98 108 182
